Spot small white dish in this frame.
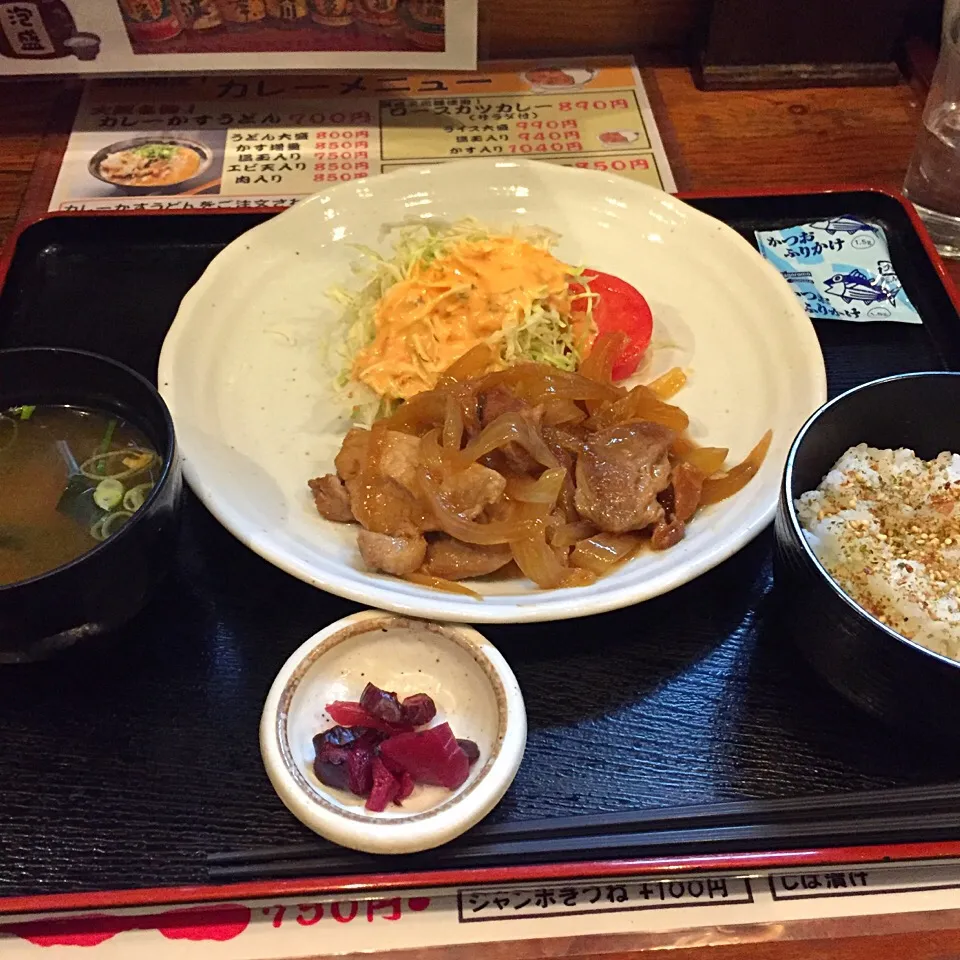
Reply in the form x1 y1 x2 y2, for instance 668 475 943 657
260 610 527 855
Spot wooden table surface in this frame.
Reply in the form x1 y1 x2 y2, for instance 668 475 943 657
2 65 960 958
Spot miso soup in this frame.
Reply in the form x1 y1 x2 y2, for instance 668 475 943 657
0 405 160 587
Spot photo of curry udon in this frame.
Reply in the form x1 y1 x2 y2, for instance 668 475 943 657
0 405 161 587
92 138 211 192
97 142 203 189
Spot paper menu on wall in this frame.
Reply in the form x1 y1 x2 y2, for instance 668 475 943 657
0 0 477 76
47 57 676 213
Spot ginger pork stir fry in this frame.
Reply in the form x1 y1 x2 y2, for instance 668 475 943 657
309 336 771 594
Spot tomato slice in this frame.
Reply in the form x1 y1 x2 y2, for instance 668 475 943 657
571 270 653 381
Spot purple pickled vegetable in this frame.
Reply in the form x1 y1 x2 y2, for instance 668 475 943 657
312 682 474 802
401 692 437 727
314 743 352 792
366 756 400 812
377 748 405 777
314 724 366 751
394 771 415 805
354 727 387 751
347 745 374 797
379 723 470 790
359 682 404 725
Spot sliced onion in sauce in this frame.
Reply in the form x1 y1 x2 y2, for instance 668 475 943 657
588 384 688 433
404 572 482 599
438 342 498 384
646 367 687 400
473 364 619 405
699 430 772 505
418 468 535 544
541 397 587 426
442 395 464 452
382 389 447 435
511 520 568 589
352 422 390 529
681 445 729 477
578 331 627 387
551 520 599 549
559 567 599 588
571 532 643 574
453 411 559 471
506 468 568 504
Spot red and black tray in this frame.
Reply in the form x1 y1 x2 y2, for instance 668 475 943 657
2 187 960 915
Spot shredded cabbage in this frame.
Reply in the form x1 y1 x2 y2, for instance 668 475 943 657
325 218 595 423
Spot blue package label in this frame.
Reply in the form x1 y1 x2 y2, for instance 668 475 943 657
755 216 921 324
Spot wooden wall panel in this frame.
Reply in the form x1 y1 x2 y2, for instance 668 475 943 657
480 0 711 58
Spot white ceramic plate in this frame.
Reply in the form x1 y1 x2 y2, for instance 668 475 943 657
260 610 526 854
159 159 826 623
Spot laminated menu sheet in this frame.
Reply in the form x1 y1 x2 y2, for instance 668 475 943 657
4 857 960 956
46 56 676 213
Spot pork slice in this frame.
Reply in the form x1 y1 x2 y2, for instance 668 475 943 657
542 426 585 521
421 537 512 580
671 461 704 523
460 391 482 441
332 423 506 536
439 464 506 519
650 517 685 550
478 384 528 428
334 427 370 483
574 421 674 533
477 385 545 474
333 427 424 496
542 423 587 470
340 473 423 537
379 430 421 494
308 474 354 523
334 430 423 537
357 530 427 576
373 429 504 518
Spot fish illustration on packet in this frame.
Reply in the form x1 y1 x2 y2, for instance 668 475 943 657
755 218 921 324
807 216 874 235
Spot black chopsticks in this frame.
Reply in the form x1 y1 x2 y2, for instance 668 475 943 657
207 782 960 881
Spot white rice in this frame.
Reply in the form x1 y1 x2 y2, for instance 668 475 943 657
796 443 960 661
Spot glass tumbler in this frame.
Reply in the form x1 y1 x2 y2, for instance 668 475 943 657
904 14 960 258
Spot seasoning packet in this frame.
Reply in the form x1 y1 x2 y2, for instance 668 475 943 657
755 217 921 324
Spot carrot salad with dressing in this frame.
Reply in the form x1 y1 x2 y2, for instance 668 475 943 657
353 234 590 401
328 219 653 420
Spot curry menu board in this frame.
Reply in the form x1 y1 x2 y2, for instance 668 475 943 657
47 58 676 212
0 1 477 75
